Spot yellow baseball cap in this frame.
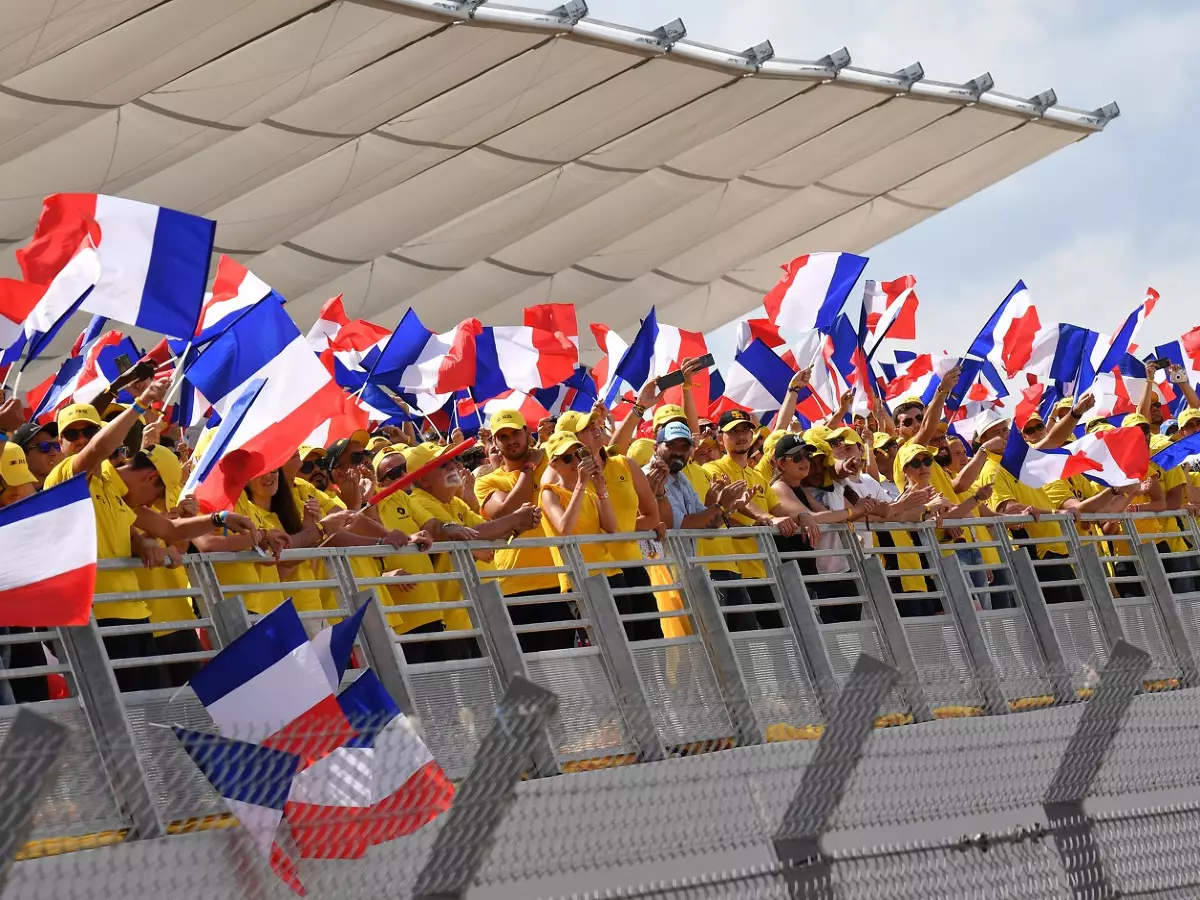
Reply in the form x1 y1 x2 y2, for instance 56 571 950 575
1054 397 1075 411
1150 434 1172 454
373 445 407 471
1177 408 1200 430
143 444 182 507
627 438 655 467
1086 418 1113 434
490 409 527 434
57 403 102 433
873 432 898 451
556 409 601 435
1122 413 1151 429
896 442 935 473
651 404 686 430
335 428 370 449
895 395 925 411
298 444 324 461
404 441 452 472
827 426 863 446
803 425 832 442
366 435 392 453
0 442 37 487
543 432 585 459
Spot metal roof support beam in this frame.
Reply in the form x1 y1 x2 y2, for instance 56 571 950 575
964 72 996 100
650 17 686 49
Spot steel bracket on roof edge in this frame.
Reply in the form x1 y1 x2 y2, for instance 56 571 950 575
893 62 924 90
743 40 775 67
651 17 686 49
1091 101 1121 123
458 0 487 16
818 47 852 72
1028 88 1058 114
550 0 587 26
964 72 995 100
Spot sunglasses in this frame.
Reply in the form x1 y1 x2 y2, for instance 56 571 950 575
30 441 61 454
556 451 583 464
300 460 317 475
904 457 933 471
378 466 406 483
344 450 366 466
1022 424 1044 435
62 425 101 443
896 416 919 428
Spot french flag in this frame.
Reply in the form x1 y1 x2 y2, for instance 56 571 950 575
882 352 957 403
306 294 350 353
1014 379 1046 430
284 669 455 859
590 323 630 406
482 390 551 426
863 275 919 356
763 251 869 333
327 319 393 382
1000 424 1148 488
603 308 661 407
474 324 578 401
1026 322 1090 385
191 256 281 348
1152 431 1200 471
0 278 48 356
736 317 785 351
29 319 123 422
1093 288 1159 377
967 280 1041 379
72 334 142 406
302 392 374 451
181 298 346 512
534 366 598 417
0 475 97 627
652 322 710 412
367 310 480 394
723 339 799 414
523 303 578 352
18 193 215 339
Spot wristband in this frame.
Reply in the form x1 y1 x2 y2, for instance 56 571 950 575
680 384 693 392
131 402 148 416
631 404 646 417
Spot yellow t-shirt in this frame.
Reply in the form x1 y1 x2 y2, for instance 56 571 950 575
703 456 780 580
1154 463 1191 553
540 483 619 591
682 461 738 574
210 496 288 615
600 453 642 563
975 453 1069 558
375 489 443 634
473 462 558 595
134 499 196 636
410 487 491 632
46 457 146 620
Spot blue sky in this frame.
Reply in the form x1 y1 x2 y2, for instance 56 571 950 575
587 0 1199 368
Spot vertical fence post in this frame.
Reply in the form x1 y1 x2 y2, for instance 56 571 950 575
1075 542 1127 648
581 573 668 762
348 587 418 714
775 559 839 715
0 710 69 894
938 553 1010 716
1132 538 1200 687
1010 549 1078 705
469 580 561 778
56 620 167 839
411 677 558 900
774 653 899 900
1043 640 1149 900
858 556 933 722
187 557 240 648
679 563 765 746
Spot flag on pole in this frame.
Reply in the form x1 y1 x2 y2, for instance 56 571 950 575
967 280 1041 378
1000 424 1148 488
763 251 869 333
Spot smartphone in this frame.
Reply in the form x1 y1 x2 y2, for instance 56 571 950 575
1151 357 1175 370
113 353 133 374
691 352 715 370
656 369 687 390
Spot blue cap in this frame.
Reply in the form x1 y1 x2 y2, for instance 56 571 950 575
657 421 694 445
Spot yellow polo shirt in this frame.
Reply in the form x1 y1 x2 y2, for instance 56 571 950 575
375 489 443 634
134 498 196 635
703 456 779 580
473 462 558 595
683 461 738 575
975 453 1069 558
411 487 493 632
46 458 146 620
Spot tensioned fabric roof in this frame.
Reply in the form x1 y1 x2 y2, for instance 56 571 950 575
0 0 1117 376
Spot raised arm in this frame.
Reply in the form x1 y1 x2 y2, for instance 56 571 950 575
912 364 961 447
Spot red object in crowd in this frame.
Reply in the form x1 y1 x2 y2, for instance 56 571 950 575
368 438 477 507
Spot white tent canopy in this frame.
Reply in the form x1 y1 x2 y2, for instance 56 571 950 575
0 0 1116 377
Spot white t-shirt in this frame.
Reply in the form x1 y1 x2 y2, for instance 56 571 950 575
814 475 892 563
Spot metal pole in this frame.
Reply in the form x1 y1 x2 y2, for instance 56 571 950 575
775 559 839 715
1043 640 1149 900
0 710 69 894
581 573 668 763
938 552 1009 716
1132 537 1199 687
774 653 899 900
1010 548 1077 705
411 676 558 900
1076 542 1127 648
858 555 933 722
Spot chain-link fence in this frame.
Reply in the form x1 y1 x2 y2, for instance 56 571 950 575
2 514 1200 898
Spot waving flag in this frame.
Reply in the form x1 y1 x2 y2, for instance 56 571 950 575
326 318 393 386
20 193 214 338
590 323 630 406
306 294 350 352
0 475 96 627
1094 288 1159 378
604 308 659 406
1000 424 1148 488
763 252 868 333
863 275 919 356
30 320 124 422
174 730 305 895
1151 431 1200 471
736 318 785 351
1014 380 1046 430
284 670 455 859
523 303 578 351
72 334 141 406
0 279 48 355
474 324 578 401
182 299 345 511
882 352 958 403
534 366 597 417
367 310 479 393
1026 322 1090 385
482 390 551 426
967 280 1041 378
723 339 797 413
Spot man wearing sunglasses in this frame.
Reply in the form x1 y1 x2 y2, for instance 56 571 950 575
11 421 63 487
44 384 262 691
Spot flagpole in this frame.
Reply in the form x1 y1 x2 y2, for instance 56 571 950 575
161 340 193 407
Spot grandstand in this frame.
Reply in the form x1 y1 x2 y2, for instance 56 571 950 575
0 0 1116 379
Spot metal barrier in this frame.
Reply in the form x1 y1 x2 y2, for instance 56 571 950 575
4 511 1200 859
